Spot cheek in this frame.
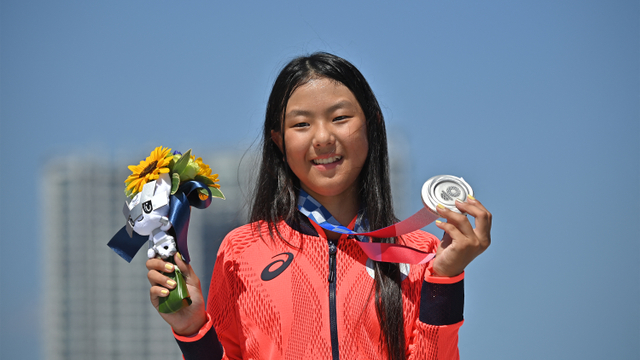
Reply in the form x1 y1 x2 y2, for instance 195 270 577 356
284 132 308 158
358 140 369 166
352 130 369 163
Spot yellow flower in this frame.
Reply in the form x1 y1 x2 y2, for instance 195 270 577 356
194 157 221 189
125 146 172 196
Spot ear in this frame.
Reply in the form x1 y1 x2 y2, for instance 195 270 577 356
270 130 283 153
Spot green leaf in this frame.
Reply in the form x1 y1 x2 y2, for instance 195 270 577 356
209 186 225 200
194 175 214 186
171 173 180 195
172 149 192 175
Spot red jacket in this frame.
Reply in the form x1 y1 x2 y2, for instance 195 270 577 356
175 219 464 359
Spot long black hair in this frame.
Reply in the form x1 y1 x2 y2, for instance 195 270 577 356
250 52 405 360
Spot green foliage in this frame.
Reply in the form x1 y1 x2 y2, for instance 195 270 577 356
171 173 181 195
171 149 192 176
209 186 225 199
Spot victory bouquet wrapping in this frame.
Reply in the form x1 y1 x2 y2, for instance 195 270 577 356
108 146 224 313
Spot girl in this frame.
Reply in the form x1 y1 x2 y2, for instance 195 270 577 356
146 52 492 360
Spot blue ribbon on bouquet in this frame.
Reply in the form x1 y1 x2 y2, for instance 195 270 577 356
107 180 212 264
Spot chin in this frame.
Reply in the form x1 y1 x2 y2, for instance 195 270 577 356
306 183 358 199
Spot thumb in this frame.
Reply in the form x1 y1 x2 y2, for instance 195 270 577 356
436 228 453 258
173 252 191 275
440 230 453 249
173 252 202 290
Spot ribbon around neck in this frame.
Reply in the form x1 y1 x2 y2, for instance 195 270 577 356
297 189 438 265
108 180 212 264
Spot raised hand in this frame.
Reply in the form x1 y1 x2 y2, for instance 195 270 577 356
432 196 492 277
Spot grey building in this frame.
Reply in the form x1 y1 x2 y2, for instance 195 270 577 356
42 151 250 360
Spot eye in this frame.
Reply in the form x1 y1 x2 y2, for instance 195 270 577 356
129 213 143 226
292 122 309 128
333 115 349 122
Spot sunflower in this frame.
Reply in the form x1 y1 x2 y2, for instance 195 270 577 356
194 156 221 189
125 146 172 197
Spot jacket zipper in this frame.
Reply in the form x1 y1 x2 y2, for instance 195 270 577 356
328 238 339 360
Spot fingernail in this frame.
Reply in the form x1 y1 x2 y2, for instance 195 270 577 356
436 220 443 225
161 289 169 296
165 263 174 271
167 279 176 287
437 204 446 210
467 195 476 200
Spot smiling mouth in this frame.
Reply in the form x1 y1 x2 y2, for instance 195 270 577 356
312 156 342 165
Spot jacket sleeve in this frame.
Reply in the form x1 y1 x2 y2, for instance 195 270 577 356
173 233 243 360
407 262 464 360
173 313 224 360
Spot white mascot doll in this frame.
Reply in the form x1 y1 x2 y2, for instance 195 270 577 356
124 173 177 260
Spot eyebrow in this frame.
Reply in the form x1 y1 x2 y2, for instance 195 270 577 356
286 100 356 118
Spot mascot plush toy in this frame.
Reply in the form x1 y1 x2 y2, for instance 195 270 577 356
123 173 177 259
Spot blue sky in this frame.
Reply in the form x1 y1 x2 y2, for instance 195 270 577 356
1 1 638 359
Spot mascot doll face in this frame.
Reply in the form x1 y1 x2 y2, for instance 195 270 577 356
124 173 172 236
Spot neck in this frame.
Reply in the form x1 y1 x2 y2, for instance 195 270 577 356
301 184 359 239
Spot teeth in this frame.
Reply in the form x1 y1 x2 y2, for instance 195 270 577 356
313 156 341 165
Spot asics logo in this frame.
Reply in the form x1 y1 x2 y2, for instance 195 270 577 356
260 252 294 281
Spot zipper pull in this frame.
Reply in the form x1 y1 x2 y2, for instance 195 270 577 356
328 240 337 283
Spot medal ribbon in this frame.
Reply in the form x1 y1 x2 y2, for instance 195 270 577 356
297 189 439 264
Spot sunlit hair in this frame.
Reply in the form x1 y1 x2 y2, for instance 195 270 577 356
250 52 406 360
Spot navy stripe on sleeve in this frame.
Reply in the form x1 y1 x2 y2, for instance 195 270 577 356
175 328 223 360
419 279 464 326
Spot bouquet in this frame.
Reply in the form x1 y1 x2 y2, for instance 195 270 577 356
108 146 224 313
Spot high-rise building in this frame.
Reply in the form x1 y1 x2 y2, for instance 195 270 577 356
42 151 249 360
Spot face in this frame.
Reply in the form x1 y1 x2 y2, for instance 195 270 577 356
272 77 369 202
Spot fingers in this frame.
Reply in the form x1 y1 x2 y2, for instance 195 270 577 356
146 256 186 309
435 220 464 243
435 196 491 251
432 196 492 276
453 196 492 250
454 196 492 235
148 266 178 288
146 257 175 273
150 285 171 304
147 261 176 307
435 203 474 236
146 257 178 295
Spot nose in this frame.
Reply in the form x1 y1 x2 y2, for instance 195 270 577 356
313 122 335 148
